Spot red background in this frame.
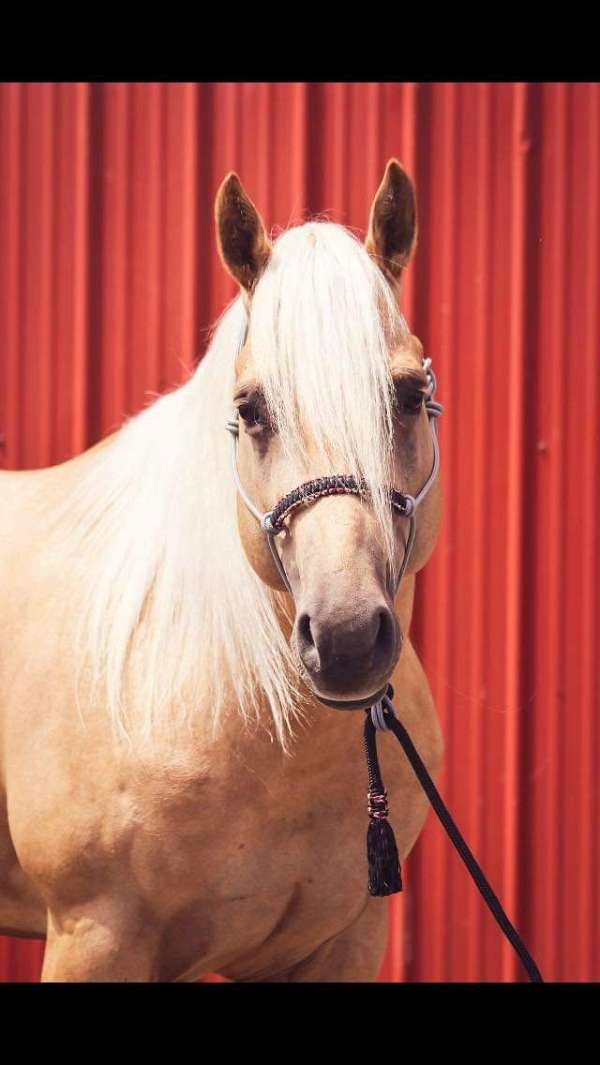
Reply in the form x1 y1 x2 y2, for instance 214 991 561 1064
0 82 598 982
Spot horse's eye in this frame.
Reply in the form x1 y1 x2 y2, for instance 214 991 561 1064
237 397 271 433
402 391 425 414
395 385 425 416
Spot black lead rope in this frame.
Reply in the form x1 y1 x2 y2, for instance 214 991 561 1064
364 686 543 983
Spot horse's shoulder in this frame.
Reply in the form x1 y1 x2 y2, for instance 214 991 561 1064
9 733 215 912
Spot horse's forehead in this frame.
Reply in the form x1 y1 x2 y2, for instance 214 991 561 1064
235 342 253 379
234 333 424 386
391 334 424 374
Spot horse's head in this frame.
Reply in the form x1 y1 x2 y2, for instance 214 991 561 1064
215 161 442 710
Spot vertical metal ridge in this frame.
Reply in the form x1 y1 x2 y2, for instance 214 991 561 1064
463 81 489 981
330 84 350 222
196 81 214 360
51 83 90 461
528 82 568 981
436 80 458 983
268 83 308 231
496 81 528 983
205 83 237 325
410 81 458 982
21 84 54 468
516 80 543 980
584 83 600 979
0 83 22 469
97 82 129 437
163 83 199 381
304 82 323 218
127 83 163 413
561 82 599 981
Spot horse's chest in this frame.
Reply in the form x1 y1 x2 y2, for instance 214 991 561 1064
146 756 374 980
151 722 438 982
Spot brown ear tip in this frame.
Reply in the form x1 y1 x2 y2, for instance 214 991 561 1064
224 170 242 186
385 159 413 186
216 171 243 201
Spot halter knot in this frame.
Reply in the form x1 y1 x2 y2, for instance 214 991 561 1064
370 694 397 731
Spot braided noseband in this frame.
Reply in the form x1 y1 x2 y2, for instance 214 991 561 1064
264 475 414 534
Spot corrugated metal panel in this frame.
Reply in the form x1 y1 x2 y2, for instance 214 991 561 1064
0 82 598 983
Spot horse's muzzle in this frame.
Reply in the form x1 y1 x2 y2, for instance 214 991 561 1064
293 601 402 705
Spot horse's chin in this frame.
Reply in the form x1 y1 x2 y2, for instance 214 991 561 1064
312 683 390 712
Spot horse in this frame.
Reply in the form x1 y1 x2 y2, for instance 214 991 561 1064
0 159 444 982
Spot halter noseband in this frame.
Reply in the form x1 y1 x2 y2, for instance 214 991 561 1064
225 356 443 596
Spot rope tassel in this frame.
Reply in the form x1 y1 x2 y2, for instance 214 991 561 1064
364 709 402 896
366 789 402 896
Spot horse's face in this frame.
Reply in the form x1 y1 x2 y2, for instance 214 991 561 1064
216 163 442 708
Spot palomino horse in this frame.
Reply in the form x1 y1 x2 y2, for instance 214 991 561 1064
0 160 443 981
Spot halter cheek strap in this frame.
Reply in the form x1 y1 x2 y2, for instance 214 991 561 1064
225 357 443 596
223 422 295 592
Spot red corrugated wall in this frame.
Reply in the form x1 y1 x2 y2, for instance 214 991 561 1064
0 82 598 983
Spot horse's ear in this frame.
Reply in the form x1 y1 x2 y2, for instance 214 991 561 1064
215 172 272 293
365 159 417 284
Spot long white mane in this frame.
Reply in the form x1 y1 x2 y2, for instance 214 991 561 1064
55 222 411 751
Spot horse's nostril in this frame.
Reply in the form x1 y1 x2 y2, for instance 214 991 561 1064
375 607 394 656
297 612 321 674
298 612 315 649
296 604 397 673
